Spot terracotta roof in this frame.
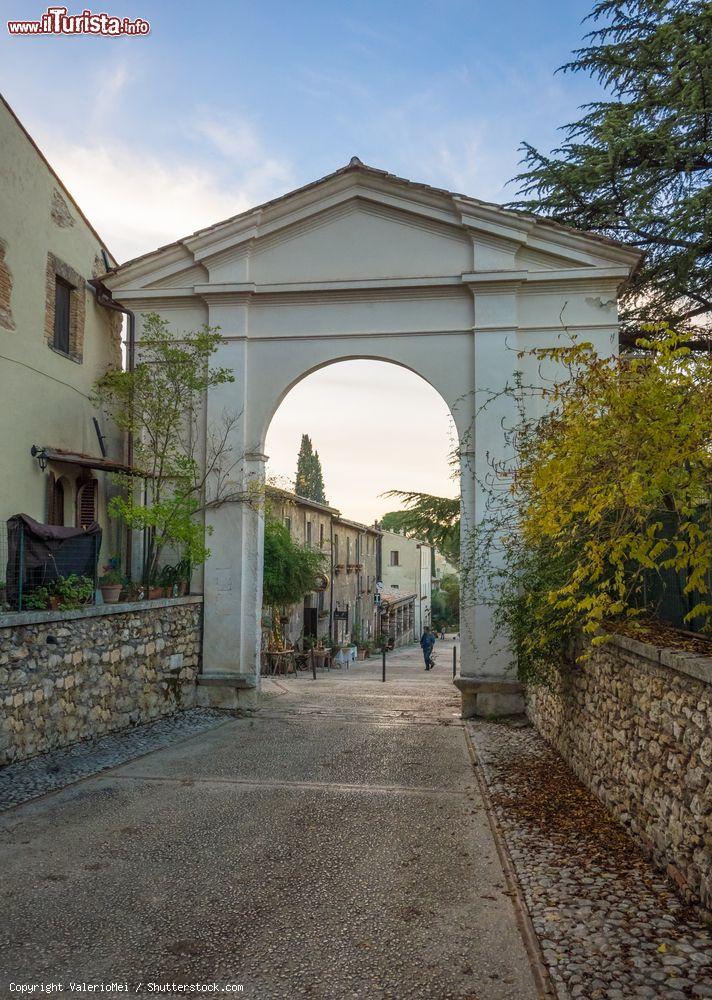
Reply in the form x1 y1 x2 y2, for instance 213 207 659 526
267 486 340 516
104 155 642 276
43 448 142 476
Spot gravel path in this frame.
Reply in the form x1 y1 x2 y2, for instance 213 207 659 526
469 718 712 1000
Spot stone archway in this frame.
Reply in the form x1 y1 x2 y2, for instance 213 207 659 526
103 158 639 716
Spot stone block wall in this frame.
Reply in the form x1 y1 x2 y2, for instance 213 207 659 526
527 635 711 913
0 596 202 765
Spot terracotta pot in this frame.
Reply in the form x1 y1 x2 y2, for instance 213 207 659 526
100 583 122 604
178 581 188 596
357 648 367 661
148 586 163 600
48 596 60 610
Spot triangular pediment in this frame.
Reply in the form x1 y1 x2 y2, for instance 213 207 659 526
103 159 642 293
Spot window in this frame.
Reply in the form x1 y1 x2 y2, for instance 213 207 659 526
306 520 312 545
284 516 291 534
76 478 98 529
334 535 339 561
319 523 324 547
389 550 399 567
53 277 72 354
347 537 351 563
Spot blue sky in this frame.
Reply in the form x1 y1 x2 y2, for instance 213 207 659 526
1 0 600 261
1 0 602 520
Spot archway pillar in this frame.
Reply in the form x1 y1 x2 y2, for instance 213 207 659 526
455 317 525 718
196 322 265 708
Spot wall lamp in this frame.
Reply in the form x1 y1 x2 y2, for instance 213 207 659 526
31 445 48 471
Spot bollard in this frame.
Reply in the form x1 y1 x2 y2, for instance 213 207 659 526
311 648 316 681
452 644 457 679
382 648 386 683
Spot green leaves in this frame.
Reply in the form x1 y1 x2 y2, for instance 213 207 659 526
511 0 712 339
381 493 460 566
484 326 711 682
263 518 326 608
94 313 242 581
295 434 327 504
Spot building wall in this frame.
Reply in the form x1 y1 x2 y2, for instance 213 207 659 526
380 529 432 635
265 493 379 646
332 518 379 644
0 597 202 764
0 97 122 578
527 635 711 913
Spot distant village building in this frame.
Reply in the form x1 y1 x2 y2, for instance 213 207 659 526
379 528 433 645
0 95 123 579
266 489 380 647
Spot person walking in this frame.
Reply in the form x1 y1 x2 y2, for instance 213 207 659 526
420 626 436 671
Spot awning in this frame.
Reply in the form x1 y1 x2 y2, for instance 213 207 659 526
42 448 142 476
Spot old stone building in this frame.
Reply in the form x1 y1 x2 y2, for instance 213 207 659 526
266 489 380 647
0 95 123 578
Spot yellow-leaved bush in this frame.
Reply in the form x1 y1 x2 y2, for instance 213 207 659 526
477 328 711 684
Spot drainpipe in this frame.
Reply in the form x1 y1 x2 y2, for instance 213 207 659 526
329 518 334 643
89 279 136 578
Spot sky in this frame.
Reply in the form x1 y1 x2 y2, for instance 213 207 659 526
1 0 602 522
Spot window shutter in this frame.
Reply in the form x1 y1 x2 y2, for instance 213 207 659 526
76 479 98 529
53 278 72 354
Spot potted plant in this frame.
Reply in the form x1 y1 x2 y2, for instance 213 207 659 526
148 571 164 600
50 574 94 610
24 586 51 610
99 563 123 603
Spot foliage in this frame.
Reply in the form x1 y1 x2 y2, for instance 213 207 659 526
262 517 326 609
511 0 712 341
295 433 327 504
381 493 460 566
94 313 253 583
431 572 460 630
98 553 123 585
472 328 712 683
26 574 95 610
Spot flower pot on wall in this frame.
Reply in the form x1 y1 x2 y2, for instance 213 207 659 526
148 586 163 600
100 584 122 604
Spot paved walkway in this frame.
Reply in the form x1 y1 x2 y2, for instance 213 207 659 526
0 642 540 1000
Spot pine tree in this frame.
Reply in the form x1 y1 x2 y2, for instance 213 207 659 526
295 434 327 503
511 0 712 344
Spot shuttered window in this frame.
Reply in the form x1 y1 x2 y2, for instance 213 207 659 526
53 277 72 354
76 479 98 529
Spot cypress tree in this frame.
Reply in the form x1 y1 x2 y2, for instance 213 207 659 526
295 434 327 503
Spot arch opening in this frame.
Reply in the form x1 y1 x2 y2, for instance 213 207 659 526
260 358 461 662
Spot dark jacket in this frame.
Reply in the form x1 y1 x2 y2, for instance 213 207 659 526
420 631 435 653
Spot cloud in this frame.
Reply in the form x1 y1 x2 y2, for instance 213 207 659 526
35 114 294 263
265 361 458 524
92 57 130 118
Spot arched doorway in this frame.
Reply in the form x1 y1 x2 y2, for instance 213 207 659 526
103 158 638 715
263 357 458 660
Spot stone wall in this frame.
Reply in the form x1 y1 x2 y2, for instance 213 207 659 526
0 596 202 765
527 635 711 913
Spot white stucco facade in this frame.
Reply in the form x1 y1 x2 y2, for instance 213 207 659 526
103 158 640 715
0 97 122 575
380 529 432 636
